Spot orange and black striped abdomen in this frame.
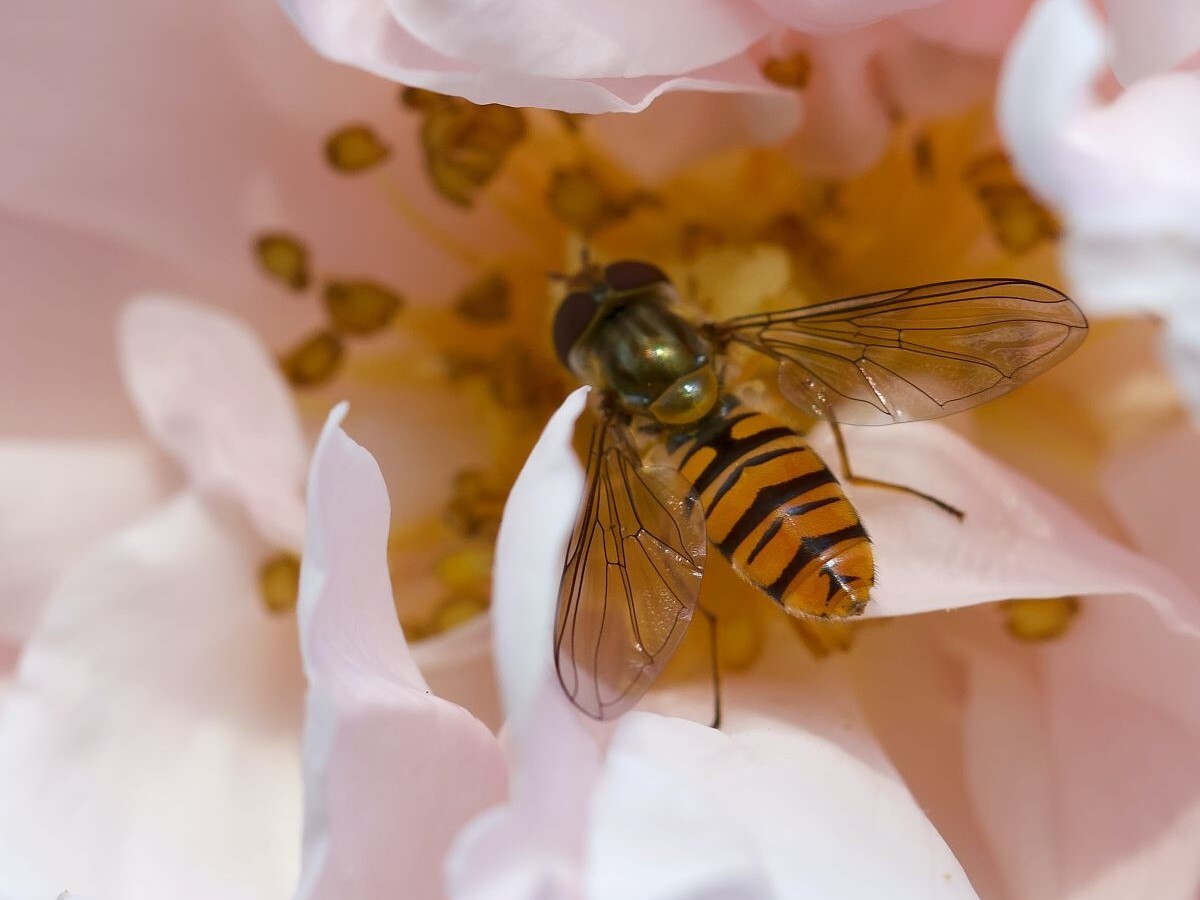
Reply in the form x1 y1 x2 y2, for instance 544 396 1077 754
668 403 873 618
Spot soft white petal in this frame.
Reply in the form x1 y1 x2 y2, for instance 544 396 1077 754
279 0 776 114
1060 73 1200 245
382 0 770 80
998 0 1106 211
1001 0 1200 415
1001 0 1200 278
488 386 589 739
296 404 506 900
119 296 306 548
592 628 978 898
0 493 304 900
0 440 172 644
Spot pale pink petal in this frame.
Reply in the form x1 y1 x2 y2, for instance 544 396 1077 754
0 440 173 644
0 640 17 686
590 625 978 898
804 421 1196 625
446 387 604 898
333 379 494 548
877 29 997 118
787 29 895 176
296 404 506 900
0 214 182 439
956 596 1200 899
0 493 304 900
589 91 795 183
412 616 503 733
445 684 603 900
849 616 1010 900
119 297 307 548
957 628 1060 900
0 0 400 285
1 0 441 452
844 413 1200 899
753 0 941 32
1102 0 1200 84
280 0 776 113
1104 423 1200 597
1042 600 1200 898
783 22 995 176
900 0 1031 55
382 0 770 79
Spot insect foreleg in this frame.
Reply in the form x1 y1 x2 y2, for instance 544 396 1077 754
829 421 965 520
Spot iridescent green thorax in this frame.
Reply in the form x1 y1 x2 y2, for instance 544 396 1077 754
552 260 720 426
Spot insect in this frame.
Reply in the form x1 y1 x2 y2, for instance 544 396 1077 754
551 257 1087 722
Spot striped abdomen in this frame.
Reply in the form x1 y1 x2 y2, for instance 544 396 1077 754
668 402 873 618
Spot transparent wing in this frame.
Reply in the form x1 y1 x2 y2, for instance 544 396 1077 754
554 408 706 720
713 278 1088 425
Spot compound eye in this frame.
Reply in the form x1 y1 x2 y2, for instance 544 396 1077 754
604 259 669 292
553 290 598 365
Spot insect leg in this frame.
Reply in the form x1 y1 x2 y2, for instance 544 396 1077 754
830 420 965 520
698 605 722 730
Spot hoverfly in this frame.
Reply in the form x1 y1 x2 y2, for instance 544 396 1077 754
551 257 1087 722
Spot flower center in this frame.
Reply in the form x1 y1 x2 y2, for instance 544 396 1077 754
252 88 1095 660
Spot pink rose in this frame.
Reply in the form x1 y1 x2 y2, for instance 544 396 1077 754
3 0 1200 896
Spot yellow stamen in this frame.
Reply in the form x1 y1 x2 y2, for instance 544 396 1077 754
323 279 404 335
326 125 391 173
761 52 813 89
965 151 1060 254
1002 597 1080 641
280 330 343 387
435 546 494 591
254 233 309 291
454 272 510 324
546 165 653 235
259 552 301 614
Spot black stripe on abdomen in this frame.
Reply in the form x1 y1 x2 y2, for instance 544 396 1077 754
714 468 837 557
689 424 795 495
765 522 869 601
706 445 807 514
744 495 840 565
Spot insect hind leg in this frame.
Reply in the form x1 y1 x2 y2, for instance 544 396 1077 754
830 421 964 520
698 605 722 730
